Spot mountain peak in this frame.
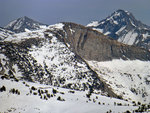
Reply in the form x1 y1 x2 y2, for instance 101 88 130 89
4 16 46 33
87 9 144 31
87 9 134 28
87 9 150 50
21 16 34 21
107 9 137 26
23 16 29 18
112 9 133 18
115 9 130 14
19 16 29 20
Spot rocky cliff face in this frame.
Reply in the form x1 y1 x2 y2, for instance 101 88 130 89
57 23 150 104
57 22 150 61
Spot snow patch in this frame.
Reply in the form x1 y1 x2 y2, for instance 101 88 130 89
104 31 111 35
114 12 121 16
25 28 31 32
93 28 103 33
113 20 118 25
87 21 99 27
49 23 64 30
4 20 17 28
142 33 150 40
129 19 136 27
4 27 47 43
118 30 138 45
125 11 130 15
39 25 47 29
116 26 126 35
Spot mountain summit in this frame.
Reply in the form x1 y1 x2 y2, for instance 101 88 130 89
87 9 150 50
4 16 46 33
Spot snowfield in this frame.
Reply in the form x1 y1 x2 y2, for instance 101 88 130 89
0 79 137 113
87 59 150 104
4 23 64 43
118 30 138 45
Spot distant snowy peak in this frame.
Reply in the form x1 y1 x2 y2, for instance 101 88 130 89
87 10 135 27
4 16 47 33
88 9 145 30
87 9 150 50
104 9 149 29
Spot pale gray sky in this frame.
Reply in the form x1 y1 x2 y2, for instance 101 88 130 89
0 0 150 27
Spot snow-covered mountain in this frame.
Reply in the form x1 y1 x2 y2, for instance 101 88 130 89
0 22 150 112
1 23 116 97
87 9 150 50
4 16 46 33
0 27 14 40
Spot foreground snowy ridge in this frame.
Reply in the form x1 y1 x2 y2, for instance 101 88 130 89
0 79 137 113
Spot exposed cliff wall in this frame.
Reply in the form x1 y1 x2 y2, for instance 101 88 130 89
59 22 150 61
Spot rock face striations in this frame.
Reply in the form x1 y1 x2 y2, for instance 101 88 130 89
58 22 150 61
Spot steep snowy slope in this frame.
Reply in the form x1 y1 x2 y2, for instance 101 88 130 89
55 22 150 104
1 23 116 97
87 9 150 50
87 59 150 104
4 16 46 33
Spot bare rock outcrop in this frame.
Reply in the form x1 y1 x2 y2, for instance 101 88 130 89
59 22 150 61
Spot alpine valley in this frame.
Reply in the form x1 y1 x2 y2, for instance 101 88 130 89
0 10 150 113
